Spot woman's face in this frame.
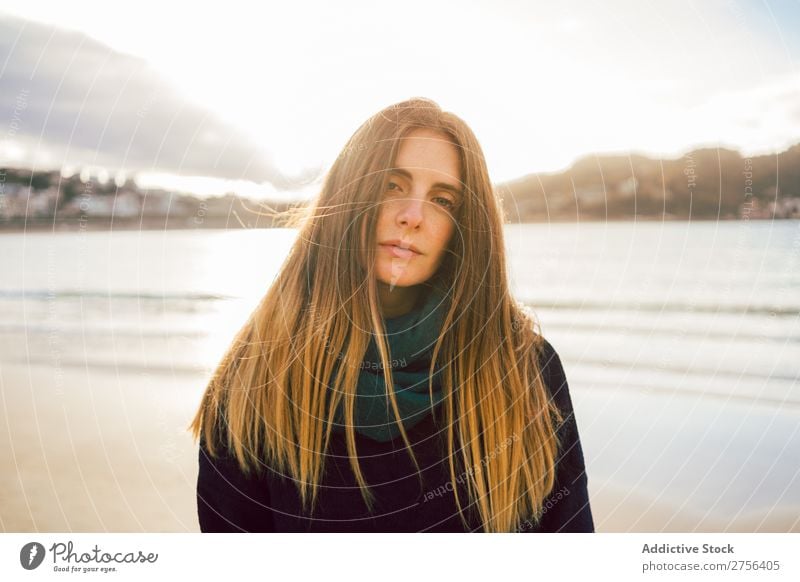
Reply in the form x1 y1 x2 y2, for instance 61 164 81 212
372 128 462 289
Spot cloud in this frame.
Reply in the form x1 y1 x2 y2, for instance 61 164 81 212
0 16 307 189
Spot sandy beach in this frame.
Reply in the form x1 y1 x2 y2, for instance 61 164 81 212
2 358 797 532
0 361 200 532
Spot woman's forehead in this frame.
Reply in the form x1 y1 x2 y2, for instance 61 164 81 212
393 131 461 182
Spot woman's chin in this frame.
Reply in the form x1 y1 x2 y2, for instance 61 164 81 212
376 270 425 288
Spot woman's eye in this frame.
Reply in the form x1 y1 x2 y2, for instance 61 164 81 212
386 181 402 192
434 196 455 210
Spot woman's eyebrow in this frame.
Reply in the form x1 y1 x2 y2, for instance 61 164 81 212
390 168 463 198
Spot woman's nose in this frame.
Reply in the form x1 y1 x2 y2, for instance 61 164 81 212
396 196 425 228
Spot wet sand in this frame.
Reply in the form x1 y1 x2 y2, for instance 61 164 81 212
0 362 200 531
1 360 797 532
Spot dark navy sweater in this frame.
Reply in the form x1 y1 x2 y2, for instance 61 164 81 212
196 338 594 532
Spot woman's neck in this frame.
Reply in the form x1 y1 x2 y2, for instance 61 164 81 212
377 283 422 319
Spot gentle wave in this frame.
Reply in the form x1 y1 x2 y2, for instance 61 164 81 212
584 380 800 409
524 299 800 317
11 356 211 376
2 321 797 345
0 289 232 301
573 356 800 384
544 322 800 344
0 324 207 338
3 289 799 317
11 356 798 409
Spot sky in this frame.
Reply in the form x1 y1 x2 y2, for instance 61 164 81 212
1 0 799 200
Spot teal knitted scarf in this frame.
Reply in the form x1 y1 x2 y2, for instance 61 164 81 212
328 285 450 443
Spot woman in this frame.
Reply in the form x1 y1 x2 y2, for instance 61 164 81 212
190 97 594 533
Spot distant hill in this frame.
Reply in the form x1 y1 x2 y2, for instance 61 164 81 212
3 143 799 232
497 143 800 221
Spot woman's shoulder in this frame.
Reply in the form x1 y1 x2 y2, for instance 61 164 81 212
531 335 577 430
534 336 559 369
533 337 568 395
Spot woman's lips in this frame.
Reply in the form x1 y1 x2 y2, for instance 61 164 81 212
380 244 419 259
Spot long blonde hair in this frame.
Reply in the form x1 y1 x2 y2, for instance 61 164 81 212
189 97 563 532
